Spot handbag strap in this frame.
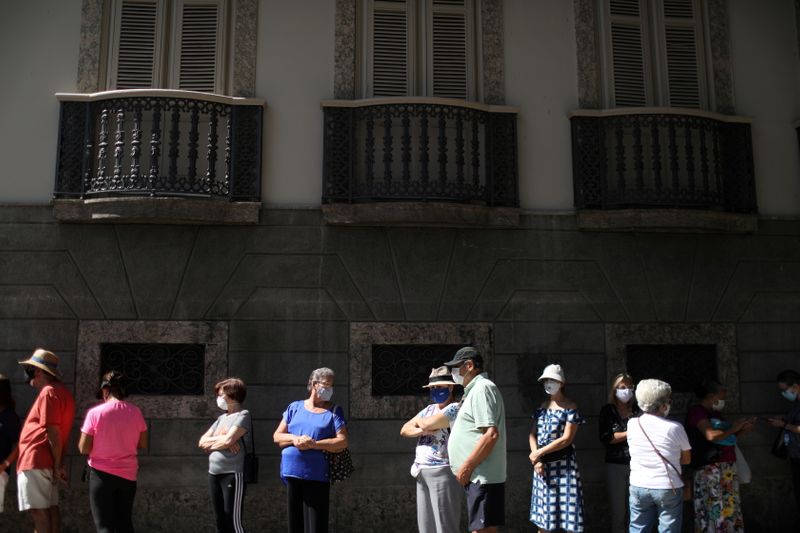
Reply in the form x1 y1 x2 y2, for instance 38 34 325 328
249 412 255 454
240 411 255 454
637 417 681 493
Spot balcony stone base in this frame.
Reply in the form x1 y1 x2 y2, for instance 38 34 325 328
53 197 261 224
322 202 520 227
576 208 758 233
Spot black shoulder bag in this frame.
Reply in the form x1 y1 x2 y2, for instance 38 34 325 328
324 404 354 485
243 417 259 484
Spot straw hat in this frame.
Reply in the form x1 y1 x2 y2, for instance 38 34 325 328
18 349 62 379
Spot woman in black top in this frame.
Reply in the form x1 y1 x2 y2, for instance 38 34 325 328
598 372 639 532
0 373 20 514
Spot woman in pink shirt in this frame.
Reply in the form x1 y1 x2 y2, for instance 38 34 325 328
78 371 148 533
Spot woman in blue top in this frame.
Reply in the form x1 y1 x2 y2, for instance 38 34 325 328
273 368 348 533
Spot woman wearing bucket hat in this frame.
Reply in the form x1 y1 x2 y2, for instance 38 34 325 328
78 371 148 533
400 366 462 533
529 364 585 533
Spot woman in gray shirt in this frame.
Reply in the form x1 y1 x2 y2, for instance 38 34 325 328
199 378 252 533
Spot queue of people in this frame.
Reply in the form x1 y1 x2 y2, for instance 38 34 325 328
0 345 799 533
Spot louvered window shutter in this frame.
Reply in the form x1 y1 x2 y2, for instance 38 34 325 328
608 0 649 107
112 0 163 89
661 0 704 108
428 0 472 99
369 0 412 97
172 0 224 93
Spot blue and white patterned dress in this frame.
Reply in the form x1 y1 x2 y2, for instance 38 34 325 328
530 408 585 532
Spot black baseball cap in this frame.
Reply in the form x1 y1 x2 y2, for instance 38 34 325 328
443 346 483 368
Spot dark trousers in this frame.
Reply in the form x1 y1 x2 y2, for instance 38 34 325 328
792 458 800 512
286 477 330 533
89 467 137 533
208 472 246 533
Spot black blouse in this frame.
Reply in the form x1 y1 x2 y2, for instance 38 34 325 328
598 403 640 464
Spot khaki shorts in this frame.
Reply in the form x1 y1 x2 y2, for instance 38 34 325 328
18 469 59 511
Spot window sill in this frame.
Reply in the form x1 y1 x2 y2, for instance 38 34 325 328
321 202 520 228
576 208 757 233
53 197 261 225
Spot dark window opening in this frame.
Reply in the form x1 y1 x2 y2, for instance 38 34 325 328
100 343 205 395
372 344 464 396
626 344 717 393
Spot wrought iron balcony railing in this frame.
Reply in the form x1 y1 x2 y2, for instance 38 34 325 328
54 90 264 201
322 98 519 207
570 108 756 212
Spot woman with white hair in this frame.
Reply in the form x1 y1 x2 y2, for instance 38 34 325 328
627 379 691 533
273 367 348 533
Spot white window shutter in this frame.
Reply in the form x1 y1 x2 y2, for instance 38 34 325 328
608 0 649 107
428 0 472 99
661 0 704 108
369 0 412 97
111 0 163 89
171 0 224 93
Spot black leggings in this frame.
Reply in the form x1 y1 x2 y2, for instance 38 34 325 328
89 467 137 533
286 477 330 533
208 472 246 533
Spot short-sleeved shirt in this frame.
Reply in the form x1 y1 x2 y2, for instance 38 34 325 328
534 408 585 448
81 400 147 481
448 373 506 484
627 413 691 490
414 402 460 468
207 410 252 475
0 408 21 464
17 382 76 473
686 405 735 463
280 401 346 483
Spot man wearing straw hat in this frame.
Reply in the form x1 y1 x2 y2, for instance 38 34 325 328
16 348 75 533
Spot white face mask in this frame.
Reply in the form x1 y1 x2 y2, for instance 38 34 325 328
316 386 334 402
615 388 634 403
451 367 465 386
712 399 725 411
543 380 561 395
216 395 228 411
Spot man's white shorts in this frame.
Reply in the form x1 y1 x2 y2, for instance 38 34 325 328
17 469 58 511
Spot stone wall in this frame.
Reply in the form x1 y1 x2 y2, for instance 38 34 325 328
0 207 797 532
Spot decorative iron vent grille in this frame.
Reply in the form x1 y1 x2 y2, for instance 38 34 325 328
626 344 717 393
100 343 205 395
372 344 463 396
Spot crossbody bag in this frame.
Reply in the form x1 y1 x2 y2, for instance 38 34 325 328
637 418 689 501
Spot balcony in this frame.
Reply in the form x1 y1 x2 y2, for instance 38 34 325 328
53 90 264 224
321 98 519 227
570 108 757 232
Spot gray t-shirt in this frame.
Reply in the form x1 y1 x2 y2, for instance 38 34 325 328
207 410 252 475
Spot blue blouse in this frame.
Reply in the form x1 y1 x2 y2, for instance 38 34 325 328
280 401 346 483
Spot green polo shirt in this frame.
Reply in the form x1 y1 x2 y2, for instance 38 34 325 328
447 373 506 484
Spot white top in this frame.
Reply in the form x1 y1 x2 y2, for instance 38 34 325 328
627 413 691 489
413 403 460 469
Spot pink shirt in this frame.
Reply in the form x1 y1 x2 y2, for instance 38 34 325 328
81 400 147 481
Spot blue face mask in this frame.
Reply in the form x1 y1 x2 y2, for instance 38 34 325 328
430 388 451 404
782 389 798 402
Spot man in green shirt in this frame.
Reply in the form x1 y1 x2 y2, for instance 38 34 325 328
444 347 506 533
